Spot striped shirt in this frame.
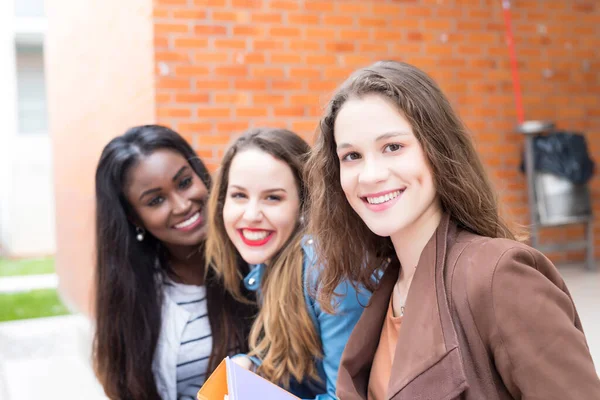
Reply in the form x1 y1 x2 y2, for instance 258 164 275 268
164 279 212 400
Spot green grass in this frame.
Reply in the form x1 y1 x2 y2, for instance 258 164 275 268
0 257 55 277
0 289 70 322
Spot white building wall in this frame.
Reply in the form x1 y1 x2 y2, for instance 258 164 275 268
0 0 55 257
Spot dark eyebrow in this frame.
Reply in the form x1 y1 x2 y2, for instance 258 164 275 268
375 131 410 141
139 188 160 201
264 188 286 194
172 166 188 182
336 142 353 151
139 166 189 201
229 185 287 194
336 131 411 151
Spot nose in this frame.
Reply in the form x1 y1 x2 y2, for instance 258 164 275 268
172 192 192 215
358 155 389 185
242 200 263 222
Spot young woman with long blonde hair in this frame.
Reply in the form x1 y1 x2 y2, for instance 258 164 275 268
206 128 370 399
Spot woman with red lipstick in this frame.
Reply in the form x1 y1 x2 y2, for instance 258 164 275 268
205 128 370 399
305 61 600 399
93 125 257 400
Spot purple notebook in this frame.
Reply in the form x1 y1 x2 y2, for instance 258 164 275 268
226 357 299 400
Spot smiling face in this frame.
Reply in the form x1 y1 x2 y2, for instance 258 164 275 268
124 149 209 251
334 94 441 240
222 148 300 265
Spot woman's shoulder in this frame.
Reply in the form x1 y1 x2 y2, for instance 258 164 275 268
451 230 566 306
300 235 323 282
301 235 371 311
453 231 549 270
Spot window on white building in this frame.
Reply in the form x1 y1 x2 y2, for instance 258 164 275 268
15 42 48 135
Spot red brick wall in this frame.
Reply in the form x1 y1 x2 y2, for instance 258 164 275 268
153 0 600 263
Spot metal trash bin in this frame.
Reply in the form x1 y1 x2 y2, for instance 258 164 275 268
535 172 592 226
518 120 595 270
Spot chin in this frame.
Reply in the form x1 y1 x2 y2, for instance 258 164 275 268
185 233 206 247
240 253 269 266
362 221 400 238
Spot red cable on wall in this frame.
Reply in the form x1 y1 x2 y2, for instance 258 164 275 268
501 0 525 124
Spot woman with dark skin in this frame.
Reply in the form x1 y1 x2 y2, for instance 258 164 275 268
93 125 256 400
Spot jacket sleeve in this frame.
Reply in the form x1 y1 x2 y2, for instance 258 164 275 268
470 245 600 399
309 280 370 400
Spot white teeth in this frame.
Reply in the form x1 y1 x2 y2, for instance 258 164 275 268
175 212 200 228
366 190 402 205
242 230 270 241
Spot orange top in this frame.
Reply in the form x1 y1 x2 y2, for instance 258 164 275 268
367 297 403 400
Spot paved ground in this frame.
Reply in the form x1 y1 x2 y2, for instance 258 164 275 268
0 315 106 400
558 264 600 370
0 264 598 399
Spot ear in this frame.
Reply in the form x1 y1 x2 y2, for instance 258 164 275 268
126 213 144 230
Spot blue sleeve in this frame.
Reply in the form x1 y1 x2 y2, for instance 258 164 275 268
310 280 370 400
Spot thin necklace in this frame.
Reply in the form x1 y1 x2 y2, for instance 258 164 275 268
185 246 201 260
396 264 417 317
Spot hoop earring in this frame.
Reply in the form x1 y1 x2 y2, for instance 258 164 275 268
136 227 145 242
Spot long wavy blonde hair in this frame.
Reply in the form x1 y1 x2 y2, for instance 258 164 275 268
205 128 322 387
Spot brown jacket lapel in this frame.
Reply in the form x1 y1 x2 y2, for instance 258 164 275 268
336 257 397 399
386 214 467 399
337 214 468 399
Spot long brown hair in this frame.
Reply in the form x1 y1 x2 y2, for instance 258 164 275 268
94 125 256 399
305 61 515 308
205 128 322 387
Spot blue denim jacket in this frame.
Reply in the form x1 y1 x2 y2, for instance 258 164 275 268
242 237 371 400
